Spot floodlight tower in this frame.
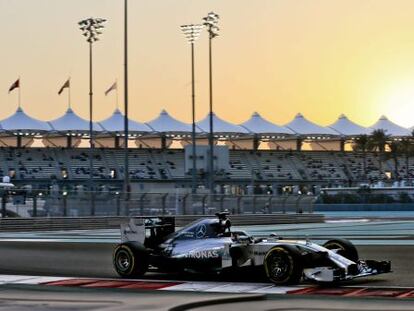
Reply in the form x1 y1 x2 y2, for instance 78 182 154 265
123 0 130 198
180 24 204 194
78 17 106 215
203 12 219 194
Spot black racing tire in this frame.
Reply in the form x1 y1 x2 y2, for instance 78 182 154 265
113 242 149 278
264 246 303 285
323 238 359 262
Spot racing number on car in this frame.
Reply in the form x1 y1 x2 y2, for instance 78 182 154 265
195 224 207 238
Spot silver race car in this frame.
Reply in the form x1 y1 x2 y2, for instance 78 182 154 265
113 213 391 284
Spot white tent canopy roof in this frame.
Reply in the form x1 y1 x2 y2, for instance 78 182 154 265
328 114 371 136
197 113 249 134
240 112 295 135
99 109 152 132
285 113 338 136
146 110 192 133
48 108 101 132
370 115 411 137
0 107 51 132
1 108 414 139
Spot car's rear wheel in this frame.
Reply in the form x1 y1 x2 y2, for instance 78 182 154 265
113 242 148 277
264 246 303 285
323 238 359 262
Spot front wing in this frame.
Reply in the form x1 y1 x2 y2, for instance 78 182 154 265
350 260 392 279
304 259 391 282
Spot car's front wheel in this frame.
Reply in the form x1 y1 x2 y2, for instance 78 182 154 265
323 238 359 262
264 246 303 285
113 242 148 278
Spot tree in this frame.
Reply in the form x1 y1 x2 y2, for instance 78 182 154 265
352 135 372 180
387 140 401 180
369 129 390 179
399 136 414 181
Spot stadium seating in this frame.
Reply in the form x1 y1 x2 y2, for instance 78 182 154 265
249 151 301 180
298 152 348 180
227 151 253 179
158 149 185 179
0 147 410 185
337 152 383 180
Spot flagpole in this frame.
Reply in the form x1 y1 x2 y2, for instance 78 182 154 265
68 79 71 109
18 77 21 108
115 79 119 110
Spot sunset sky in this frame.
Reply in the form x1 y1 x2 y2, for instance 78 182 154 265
1 0 414 127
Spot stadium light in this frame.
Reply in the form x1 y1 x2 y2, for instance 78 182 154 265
79 18 106 43
180 23 204 194
180 24 204 43
78 17 106 216
123 0 131 203
203 12 220 194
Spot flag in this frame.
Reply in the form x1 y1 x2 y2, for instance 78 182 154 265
8 79 19 93
58 79 70 95
105 81 117 96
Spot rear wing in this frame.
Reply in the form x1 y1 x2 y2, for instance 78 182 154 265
120 217 175 248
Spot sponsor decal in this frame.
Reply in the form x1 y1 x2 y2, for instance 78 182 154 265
195 224 207 238
181 232 195 238
185 249 220 259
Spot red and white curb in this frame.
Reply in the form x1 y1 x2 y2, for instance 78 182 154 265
290 286 414 298
0 275 73 285
1 275 414 298
0 274 302 294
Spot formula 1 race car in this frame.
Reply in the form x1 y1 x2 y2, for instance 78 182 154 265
113 213 391 284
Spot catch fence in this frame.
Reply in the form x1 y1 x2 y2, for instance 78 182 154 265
0 190 316 218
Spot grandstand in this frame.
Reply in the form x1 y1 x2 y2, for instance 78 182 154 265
1 147 412 191
0 107 413 193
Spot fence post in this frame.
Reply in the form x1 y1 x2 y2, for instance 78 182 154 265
281 196 289 214
252 195 257 214
1 192 6 218
90 192 95 216
202 195 208 215
116 195 121 216
182 194 188 215
310 196 315 213
124 191 130 216
162 194 168 215
140 193 147 216
295 195 303 213
236 195 242 214
219 195 224 212
268 196 273 214
32 195 37 217
63 194 67 217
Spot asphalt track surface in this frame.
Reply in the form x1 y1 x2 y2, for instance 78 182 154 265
0 219 414 310
0 220 412 286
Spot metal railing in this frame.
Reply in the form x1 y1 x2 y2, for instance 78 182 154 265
0 190 316 218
